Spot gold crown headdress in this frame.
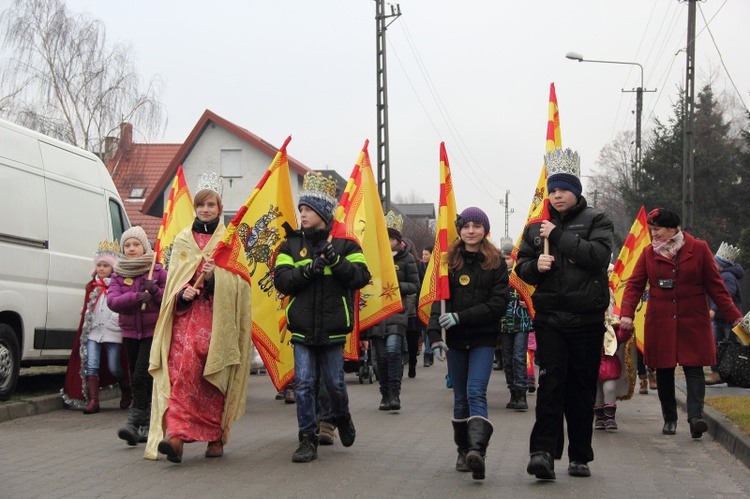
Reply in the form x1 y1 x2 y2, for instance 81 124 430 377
384 210 403 232
97 240 120 254
545 147 581 178
301 172 337 200
716 242 741 264
196 172 223 197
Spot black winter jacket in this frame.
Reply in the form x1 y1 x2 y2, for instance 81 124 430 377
363 240 420 339
515 196 613 328
273 226 370 346
426 248 510 350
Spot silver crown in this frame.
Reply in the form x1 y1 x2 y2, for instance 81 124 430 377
716 242 740 264
545 147 580 178
384 210 403 232
196 172 223 197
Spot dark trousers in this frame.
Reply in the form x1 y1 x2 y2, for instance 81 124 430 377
123 337 153 410
529 323 604 463
405 329 420 367
656 366 704 422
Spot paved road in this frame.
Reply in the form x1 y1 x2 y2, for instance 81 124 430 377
2 363 749 498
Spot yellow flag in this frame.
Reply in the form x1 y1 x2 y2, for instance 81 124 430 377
154 164 193 270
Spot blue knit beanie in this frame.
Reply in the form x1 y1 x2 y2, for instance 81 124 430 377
547 173 582 198
456 207 490 235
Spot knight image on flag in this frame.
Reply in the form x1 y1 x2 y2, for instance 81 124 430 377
609 206 651 353
418 142 458 326
509 82 562 319
212 136 297 391
330 140 403 360
154 164 194 270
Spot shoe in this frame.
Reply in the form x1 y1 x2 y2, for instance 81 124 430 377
408 363 416 378
275 391 285 400
513 392 528 411
205 440 223 458
527 375 536 393
639 377 649 395
115 373 132 410
292 432 318 463
284 387 296 404
158 437 184 463
705 371 723 386
445 374 453 390
451 419 470 472
568 461 591 477
648 369 657 390
318 420 336 446
466 417 493 480
662 421 677 435
527 451 555 480
379 389 390 411
388 387 401 411
594 406 606 430
83 375 100 414
603 404 617 431
424 353 434 367
505 391 517 409
117 408 145 446
689 418 708 439
336 413 356 447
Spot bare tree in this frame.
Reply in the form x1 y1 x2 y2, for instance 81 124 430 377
0 0 165 153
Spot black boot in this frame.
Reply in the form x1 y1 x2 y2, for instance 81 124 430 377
379 388 390 411
408 361 416 379
451 419 470 472
137 405 150 443
117 408 145 446
465 416 494 480
514 391 528 411
527 450 556 480
292 432 318 462
334 413 356 447
505 390 517 409
388 386 401 411
424 353 433 367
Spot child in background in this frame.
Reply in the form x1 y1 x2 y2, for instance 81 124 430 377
108 226 167 446
62 240 130 413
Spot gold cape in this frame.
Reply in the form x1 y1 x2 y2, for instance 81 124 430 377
144 223 252 460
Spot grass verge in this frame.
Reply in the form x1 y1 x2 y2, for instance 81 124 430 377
706 396 750 436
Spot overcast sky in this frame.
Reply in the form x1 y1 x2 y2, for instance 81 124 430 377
4 1 749 240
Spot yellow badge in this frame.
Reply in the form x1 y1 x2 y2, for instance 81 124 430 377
179 250 188 261
300 247 308 258
123 277 134 286
459 274 470 286
394 264 400 271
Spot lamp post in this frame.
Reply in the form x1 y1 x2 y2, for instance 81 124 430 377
565 52 654 191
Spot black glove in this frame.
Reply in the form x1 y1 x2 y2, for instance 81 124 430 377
136 292 152 304
142 279 158 295
318 241 338 265
312 256 329 276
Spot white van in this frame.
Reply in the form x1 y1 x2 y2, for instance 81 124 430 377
0 118 130 400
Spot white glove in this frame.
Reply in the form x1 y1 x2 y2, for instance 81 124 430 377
438 312 459 329
431 341 448 362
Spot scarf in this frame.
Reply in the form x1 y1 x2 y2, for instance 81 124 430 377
115 253 154 278
192 217 220 234
652 230 685 260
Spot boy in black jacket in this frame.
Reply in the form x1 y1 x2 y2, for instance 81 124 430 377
273 173 370 463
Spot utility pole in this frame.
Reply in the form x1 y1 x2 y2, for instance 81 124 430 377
499 189 514 240
682 0 696 232
375 0 401 213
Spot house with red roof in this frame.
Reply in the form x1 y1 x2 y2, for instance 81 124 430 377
106 109 315 240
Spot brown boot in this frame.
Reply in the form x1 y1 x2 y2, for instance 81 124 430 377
638 375 648 394
116 373 132 410
705 371 723 385
158 436 184 463
83 376 100 414
648 369 657 390
205 440 224 458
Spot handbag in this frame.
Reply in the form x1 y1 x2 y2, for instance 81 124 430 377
716 340 750 388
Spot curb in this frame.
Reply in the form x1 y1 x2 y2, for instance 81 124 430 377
0 388 120 424
675 384 750 470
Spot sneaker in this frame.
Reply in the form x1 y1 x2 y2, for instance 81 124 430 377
284 387 296 404
318 420 336 446
568 461 591 477
292 433 318 463
336 413 356 447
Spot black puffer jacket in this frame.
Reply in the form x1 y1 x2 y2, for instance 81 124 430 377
515 196 613 328
426 248 510 350
273 226 371 346
364 240 420 339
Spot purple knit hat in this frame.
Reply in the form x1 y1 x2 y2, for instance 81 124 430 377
456 207 490 235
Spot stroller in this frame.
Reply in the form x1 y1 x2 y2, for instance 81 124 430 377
343 342 375 384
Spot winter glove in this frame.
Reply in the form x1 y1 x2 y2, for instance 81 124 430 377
142 279 158 295
438 312 459 329
431 341 448 362
318 241 339 266
136 292 153 304
312 256 329 275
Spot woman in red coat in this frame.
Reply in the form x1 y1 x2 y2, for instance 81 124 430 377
620 208 742 439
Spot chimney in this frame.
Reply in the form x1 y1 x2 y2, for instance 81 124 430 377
120 122 133 148
103 136 117 164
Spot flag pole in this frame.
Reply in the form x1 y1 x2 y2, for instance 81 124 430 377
141 252 157 310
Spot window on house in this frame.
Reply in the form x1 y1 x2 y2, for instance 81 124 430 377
130 187 145 199
221 149 242 178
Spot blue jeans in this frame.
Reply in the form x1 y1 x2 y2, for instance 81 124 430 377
85 340 123 377
500 332 529 392
294 344 350 433
372 334 403 391
446 346 494 419
422 330 433 354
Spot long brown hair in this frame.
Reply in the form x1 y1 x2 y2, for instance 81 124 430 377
447 238 503 272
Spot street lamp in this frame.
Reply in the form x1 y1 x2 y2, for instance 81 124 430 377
565 51 654 191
